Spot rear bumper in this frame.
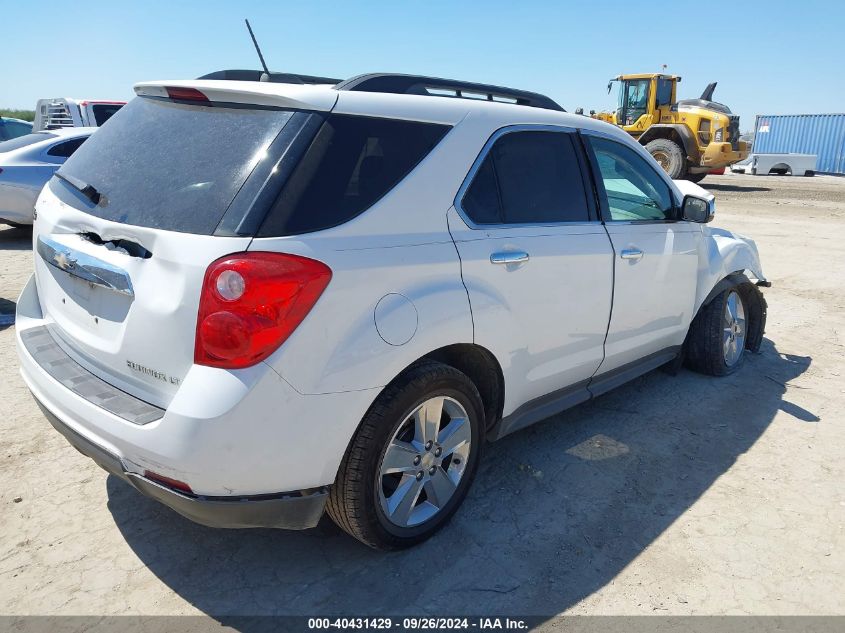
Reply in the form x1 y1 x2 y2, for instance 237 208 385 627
15 272 381 523
35 394 328 529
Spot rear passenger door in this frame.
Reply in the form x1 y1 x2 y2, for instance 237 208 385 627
448 126 615 420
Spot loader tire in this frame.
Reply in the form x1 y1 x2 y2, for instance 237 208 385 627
645 138 687 179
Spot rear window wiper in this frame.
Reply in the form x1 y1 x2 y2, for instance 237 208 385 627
53 172 102 205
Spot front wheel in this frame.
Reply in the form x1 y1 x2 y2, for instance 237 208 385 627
327 362 484 550
686 287 748 376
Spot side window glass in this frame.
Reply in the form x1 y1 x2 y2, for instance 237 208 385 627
462 155 501 224
656 79 673 107
461 130 589 225
47 137 87 158
590 137 674 221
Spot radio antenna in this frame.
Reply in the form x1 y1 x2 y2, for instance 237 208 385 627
245 19 270 81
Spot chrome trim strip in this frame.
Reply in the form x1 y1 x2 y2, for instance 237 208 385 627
37 235 134 297
453 124 604 231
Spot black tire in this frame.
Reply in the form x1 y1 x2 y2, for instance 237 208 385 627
686 286 749 376
687 172 707 184
327 361 485 550
644 138 687 179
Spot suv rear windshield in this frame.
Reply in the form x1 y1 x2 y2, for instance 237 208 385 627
58 97 450 237
58 97 295 234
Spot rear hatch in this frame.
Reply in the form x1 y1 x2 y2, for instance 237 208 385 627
33 82 336 407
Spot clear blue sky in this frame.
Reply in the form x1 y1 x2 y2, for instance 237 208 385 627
2 0 842 132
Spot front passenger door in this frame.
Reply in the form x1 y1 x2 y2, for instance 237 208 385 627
584 134 701 377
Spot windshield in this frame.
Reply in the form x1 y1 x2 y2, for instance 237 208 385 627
0 132 56 153
57 97 295 234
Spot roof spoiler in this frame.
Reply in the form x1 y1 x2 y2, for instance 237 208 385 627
133 80 338 111
197 69 342 85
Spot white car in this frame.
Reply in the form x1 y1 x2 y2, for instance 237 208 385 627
0 128 94 226
16 73 769 549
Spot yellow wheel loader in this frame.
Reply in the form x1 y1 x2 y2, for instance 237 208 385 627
589 74 749 182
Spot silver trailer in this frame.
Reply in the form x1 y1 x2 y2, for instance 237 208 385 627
731 153 816 176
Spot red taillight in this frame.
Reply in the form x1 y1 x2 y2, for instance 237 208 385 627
195 252 332 369
165 86 209 102
143 470 193 494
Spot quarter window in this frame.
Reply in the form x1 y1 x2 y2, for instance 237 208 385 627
589 137 674 222
461 130 590 225
47 137 87 158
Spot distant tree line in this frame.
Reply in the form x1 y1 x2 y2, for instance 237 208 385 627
1 109 36 122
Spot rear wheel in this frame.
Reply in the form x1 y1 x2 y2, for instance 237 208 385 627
644 138 687 179
327 362 484 550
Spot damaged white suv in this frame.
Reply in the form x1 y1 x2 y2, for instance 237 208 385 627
16 72 768 549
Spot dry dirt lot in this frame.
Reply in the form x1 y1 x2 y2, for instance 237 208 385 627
1 173 844 620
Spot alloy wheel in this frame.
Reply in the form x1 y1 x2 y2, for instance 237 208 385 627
723 290 746 367
377 396 472 528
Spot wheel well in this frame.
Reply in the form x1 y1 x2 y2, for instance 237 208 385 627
421 344 504 433
640 125 700 162
694 272 767 353
768 163 792 175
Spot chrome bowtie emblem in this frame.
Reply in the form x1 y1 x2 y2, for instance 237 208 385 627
53 250 77 271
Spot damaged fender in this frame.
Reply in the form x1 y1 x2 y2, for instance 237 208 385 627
692 227 769 353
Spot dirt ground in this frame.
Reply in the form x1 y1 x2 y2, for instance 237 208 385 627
1 173 844 620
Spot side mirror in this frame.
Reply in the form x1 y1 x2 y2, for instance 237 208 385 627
682 195 715 223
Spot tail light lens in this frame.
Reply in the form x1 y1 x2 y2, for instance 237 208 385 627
195 252 332 369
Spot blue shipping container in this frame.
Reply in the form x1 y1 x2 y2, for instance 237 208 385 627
753 113 845 175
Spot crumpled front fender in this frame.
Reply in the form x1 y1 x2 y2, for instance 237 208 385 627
695 226 767 314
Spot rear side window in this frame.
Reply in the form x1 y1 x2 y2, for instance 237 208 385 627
257 115 450 237
461 130 590 225
58 97 295 234
47 137 87 158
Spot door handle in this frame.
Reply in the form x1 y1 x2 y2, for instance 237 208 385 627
490 251 530 265
620 248 643 261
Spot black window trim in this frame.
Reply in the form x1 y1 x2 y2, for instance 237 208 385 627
454 124 600 229
580 129 682 225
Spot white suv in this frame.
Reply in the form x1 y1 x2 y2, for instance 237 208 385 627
16 73 769 549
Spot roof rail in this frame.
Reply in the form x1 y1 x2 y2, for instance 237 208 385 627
198 69 342 85
334 73 565 112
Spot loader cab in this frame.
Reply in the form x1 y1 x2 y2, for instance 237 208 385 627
610 74 679 135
